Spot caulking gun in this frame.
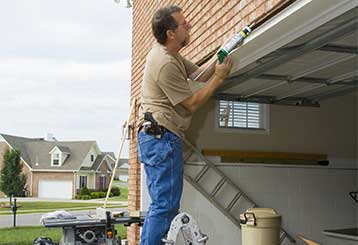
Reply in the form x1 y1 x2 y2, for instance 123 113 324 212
193 25 252 80
217 25 252 63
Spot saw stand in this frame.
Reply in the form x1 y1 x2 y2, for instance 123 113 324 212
162 212 208 245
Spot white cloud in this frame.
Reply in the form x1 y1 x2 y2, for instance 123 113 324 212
0 1 133 154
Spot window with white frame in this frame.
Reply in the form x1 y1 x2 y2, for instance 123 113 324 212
79 176 87 188
218 100 266 129
99 176 106 190
53 153 60 166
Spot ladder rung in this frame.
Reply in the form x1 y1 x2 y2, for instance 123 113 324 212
280 228 296 243
194 165 210 183
183 149 194 162
210 178 226 197
226 192 242 212
280 231 287 243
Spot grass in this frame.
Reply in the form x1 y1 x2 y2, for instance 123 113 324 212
108 186 128 201
0 225 126 244
0 185 128 215
0 202 124 215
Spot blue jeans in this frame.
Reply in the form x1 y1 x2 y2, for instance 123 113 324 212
137 130 184 245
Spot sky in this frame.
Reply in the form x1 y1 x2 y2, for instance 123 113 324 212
0 1 132 157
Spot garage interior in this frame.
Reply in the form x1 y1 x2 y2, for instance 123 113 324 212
140 2 357 245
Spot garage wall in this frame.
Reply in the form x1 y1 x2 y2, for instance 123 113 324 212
187 93 357 167
179 93 357 244
32 172 74 197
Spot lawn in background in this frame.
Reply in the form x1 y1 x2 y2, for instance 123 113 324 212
0 202 123 215
0 225 126 244
107 186 128 202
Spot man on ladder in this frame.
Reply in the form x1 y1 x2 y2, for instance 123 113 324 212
136 4 233 245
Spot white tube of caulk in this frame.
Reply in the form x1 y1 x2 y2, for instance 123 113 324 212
192 25 252 81
217 26 252 63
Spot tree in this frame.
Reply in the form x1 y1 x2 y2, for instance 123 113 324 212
0 149 26 197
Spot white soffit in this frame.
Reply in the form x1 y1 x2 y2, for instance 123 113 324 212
228 0 358 76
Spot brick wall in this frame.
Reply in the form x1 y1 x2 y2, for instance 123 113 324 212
95 159 111 190
129 0 295 243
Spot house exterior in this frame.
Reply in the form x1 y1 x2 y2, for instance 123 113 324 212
129 0 357 244
112 158 129 182
0 134 115 199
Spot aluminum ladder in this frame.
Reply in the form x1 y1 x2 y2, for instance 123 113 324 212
182 139 296 244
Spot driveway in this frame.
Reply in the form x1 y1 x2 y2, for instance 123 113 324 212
0 207 127 228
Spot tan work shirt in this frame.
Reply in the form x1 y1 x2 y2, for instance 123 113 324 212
138 43 199 139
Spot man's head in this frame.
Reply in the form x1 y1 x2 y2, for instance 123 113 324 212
152 5 191 49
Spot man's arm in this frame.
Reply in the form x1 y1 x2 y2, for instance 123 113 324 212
189 55 217 83
181 57 233 113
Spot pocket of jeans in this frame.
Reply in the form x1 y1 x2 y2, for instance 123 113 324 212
138 132 171 166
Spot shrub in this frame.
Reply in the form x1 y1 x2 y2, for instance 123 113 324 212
80 187 91 196
90 192 99 199
80 195 91 200
111 187 121 196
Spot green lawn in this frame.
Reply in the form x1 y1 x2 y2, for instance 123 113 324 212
108 186 128 201
0 202 124 215
0 225 126 244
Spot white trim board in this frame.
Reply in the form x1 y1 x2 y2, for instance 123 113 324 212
228 0 358 78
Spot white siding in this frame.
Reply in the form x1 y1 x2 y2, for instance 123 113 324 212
82 145 99 167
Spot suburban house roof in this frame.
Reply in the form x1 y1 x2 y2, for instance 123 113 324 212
0 133 115 171
111 158 128 170
51 145 71 154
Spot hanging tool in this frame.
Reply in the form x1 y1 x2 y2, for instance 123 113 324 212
162 212 208 245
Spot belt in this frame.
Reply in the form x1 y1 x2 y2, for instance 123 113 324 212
138 122 168 136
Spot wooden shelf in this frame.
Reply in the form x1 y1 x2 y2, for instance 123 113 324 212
202 149 328 165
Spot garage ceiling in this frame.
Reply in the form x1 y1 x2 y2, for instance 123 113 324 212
216 7 357 107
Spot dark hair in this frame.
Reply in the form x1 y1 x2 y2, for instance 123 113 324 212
152 5 182 44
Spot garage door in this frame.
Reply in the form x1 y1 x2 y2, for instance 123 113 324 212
38 180 73 199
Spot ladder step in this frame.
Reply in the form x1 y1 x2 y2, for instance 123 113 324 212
183 140 296 244
194 165 210 183
226 192 242 212
210 177 226 197
280 231 287 243
183 149 194 162
280 228 296 243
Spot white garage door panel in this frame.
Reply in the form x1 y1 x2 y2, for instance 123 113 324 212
38 180 73 199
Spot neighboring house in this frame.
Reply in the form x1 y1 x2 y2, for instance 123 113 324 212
129 0 357 245
0 134 115 199
111 158 129 182
0 141 8 197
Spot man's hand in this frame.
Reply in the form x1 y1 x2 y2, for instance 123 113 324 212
213 57 233 80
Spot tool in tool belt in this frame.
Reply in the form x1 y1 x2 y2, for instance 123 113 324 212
143 112 166 138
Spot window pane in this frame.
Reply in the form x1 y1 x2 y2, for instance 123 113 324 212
219 100 264 129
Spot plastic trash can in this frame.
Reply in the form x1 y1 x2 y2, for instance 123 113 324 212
240 208 281 245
